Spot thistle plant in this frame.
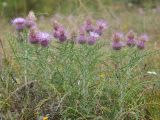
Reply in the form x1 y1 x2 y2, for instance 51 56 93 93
0 10 159 120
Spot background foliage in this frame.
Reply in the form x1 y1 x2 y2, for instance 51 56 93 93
0 0 159 18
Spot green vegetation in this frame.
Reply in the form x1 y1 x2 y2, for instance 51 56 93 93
0 0 160 119
0 31 159 119
0 0 159 17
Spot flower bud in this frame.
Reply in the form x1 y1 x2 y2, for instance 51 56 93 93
28 26 40 44
137 34 148 49
25 11 37 28
84 19 94 33
126 30 136 46
77 28 86 44
112 32 124 50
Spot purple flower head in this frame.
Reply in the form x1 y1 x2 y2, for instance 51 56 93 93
52 22 66 41
139 34 149 42
77 28 86 44
127 30 135 39
87 32 99 45
96 20 108 30
53 20 61 31
112 42 124 50
25 20 36 28
77 34 86 44
25 11 37 28
37 32 52 47
94 29 103 36
126 30 136 46
137 40 145 49
53 30 60 39
84 19 94 33
112 32 124 50
127 38 136 47
57 27 67 42
112 32 123 42
136 34 148 50
94 20 108 36
53 20 63 31
12 17 26 31
28 26 40 44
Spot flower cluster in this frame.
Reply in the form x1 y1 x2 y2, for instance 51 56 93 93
52 19 108 45
12 13 108 47
12 11 148 49
52 21 68 42
112 30 149 50
28 26 52 47
12 11 52 47
12 11 36 31
76 19 107 45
